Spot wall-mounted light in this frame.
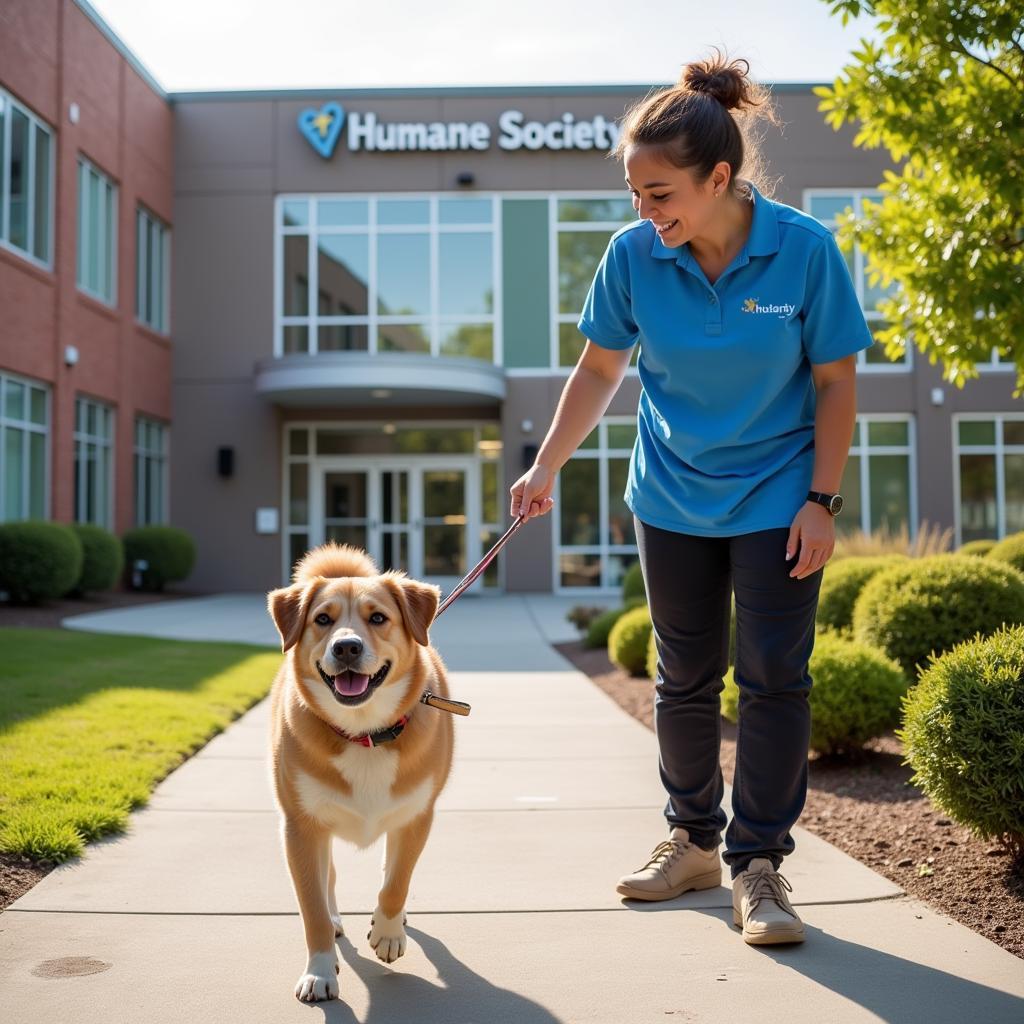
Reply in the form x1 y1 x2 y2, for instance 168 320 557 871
931 388 945 405
69 102 80 124
64 345 79 367
456 172 475 187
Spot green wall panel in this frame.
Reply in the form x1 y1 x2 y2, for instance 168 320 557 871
502 199 550 369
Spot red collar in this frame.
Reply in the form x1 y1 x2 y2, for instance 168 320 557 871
328 715 409 748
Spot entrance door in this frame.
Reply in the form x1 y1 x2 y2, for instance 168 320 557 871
312 459 477 595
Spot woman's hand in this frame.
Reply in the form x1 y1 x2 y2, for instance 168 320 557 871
786 502 835 579
510 464 556 520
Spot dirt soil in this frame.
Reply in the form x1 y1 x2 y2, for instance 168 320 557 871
0 587 207 910
554 640 1024 962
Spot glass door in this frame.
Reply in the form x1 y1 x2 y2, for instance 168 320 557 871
321 469 371 550
379 467 412 574
417 464 477 594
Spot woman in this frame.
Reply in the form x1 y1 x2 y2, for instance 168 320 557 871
509 53 872 946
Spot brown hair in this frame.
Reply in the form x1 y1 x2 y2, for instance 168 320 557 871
612 50 779 197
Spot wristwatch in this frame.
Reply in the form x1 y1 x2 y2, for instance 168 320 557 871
807 490 843 516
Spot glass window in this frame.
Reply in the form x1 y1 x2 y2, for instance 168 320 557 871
0 90 53 265
134 417 168 526
77 159 117 305
276 194 498 360
136 207 170 333
836 416 915 541
0 372 49 522
804 190 906 371
554 196 635 367
74 397 114 528
954 416 1024 543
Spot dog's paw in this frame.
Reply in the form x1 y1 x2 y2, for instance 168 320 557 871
294 953 339 1002
331 913 344 938
367 910 407 964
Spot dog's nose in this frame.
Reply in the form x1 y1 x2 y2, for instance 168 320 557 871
331 635 364 662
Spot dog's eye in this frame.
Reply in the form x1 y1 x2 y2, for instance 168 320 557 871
314 613 331 626
369 612 387 625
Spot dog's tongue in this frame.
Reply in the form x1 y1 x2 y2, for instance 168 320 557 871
334 671 370 697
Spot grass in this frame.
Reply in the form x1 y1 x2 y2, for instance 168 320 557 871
0 628 281 862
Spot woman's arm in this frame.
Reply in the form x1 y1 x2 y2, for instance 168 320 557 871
509 340 635 520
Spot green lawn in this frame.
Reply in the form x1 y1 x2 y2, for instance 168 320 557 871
0 628 280 862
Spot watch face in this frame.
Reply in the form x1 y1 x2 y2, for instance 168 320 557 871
828 494 843 515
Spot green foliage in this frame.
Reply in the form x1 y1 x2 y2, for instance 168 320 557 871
584 599 645 649
816 1 1024 394
898 624 1024 868
122 526 196 591
608 605 653 676
0 628 279 862
987 531 1024 574
959 538 997 557
0 522 83 605
817 554 909 633
71 524 124 595
622 561 646 603
566 604 607 635
852 554 1024 679
720 633 906 755
647 626 658 680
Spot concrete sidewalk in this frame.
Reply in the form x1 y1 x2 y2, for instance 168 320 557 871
3 594 1023 1022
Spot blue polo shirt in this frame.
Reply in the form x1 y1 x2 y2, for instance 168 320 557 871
577 183 873 537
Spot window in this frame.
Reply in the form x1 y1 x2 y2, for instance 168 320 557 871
954 415 1024 543
804 191 909 371
77 158 117 305
552 196 635 367
74 398 114 528
837 415 916 538
277 195 499 360
134 417 168 526
0 373 49 522
136 206 170 333
556 418 638 591
0 88 53 266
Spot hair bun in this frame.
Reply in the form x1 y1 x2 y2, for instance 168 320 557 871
680 52 752 111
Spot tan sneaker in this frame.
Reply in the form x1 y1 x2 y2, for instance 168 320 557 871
616 827 722 901
732 857 806 945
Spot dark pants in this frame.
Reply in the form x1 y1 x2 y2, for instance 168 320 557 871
634 516 822 879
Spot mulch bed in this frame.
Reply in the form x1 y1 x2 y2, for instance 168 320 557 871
0 587 206 912
554 640 1024 962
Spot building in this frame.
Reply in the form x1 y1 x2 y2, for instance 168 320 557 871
2 0 1022 598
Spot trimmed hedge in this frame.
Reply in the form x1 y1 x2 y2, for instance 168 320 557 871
987 532 1024 575
720 633 906 755
899 625 1024 868
71 524 124 595
122 526 196 592
958 538 997 558
816 555 909 635
852 554 1024 680
584 597 646 649
622 561 646 604
608 605 653 676
0 522 83 605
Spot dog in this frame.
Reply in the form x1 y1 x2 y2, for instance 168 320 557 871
266 542 454 1002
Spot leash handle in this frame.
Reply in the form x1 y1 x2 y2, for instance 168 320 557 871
435 515 527 618
421 691 472 716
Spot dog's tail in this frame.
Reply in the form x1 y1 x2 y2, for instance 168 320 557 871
292 542 379 583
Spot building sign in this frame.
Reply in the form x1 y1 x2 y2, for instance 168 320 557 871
298 102 621 158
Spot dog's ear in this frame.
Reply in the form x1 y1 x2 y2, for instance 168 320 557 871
267 580 321 652
383 576 440 647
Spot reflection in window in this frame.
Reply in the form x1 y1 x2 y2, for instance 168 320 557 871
837 415 914 540
1 91 54 263
955 416 1024 542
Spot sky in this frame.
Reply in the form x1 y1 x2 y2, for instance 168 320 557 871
84 0 881 93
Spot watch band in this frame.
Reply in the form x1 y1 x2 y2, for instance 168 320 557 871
807 490 842 516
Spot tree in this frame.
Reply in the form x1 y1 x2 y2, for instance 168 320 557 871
816 1 1024 394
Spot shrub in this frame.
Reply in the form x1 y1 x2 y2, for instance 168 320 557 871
899 625 1024 870
608 605 653 676
122 526 196 592
816 555 909 634
720 633 906 755
958 538 997 558
71 524 124 595
621 561 646 604
852 555 1024 680
0 522 83 605
584 598 645 649
987 532 1024 575
566 605 606 635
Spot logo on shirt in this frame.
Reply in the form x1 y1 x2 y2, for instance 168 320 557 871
742 297 795 318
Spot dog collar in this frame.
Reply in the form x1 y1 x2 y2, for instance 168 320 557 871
330 715 409 748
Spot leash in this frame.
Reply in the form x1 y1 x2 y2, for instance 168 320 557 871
419 514 528 719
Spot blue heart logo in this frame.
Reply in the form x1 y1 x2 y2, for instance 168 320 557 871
298 102 345 159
